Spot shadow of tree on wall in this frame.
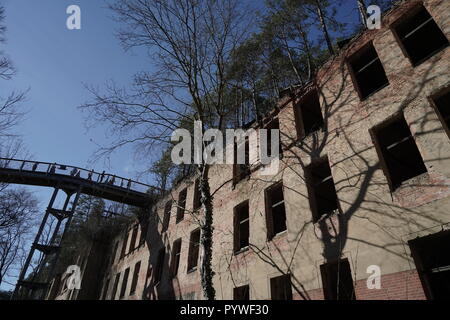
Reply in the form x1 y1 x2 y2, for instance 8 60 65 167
212 48 450 300
135 199 176 300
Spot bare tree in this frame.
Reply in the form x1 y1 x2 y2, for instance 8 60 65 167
0 6 27 140
80 0 255 300
0 188 38 287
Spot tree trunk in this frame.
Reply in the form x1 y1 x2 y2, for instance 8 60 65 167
252 85 260 122
357 0 368 28
315 0 335 55
296 23 314 80
198 164 216 300
283 38 303 84
161 175 167 192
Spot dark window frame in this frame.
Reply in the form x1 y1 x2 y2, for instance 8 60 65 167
154 248 165 284
187 228 201 272
265 181 287 240
111 273 120 300
170 238 182 278
111 241 119 265
162 200 172 232
320 258 356 300
429 87 450 141
263 117 283 160
233 200 250 253
139 222 148 246
233 284 250 300
305 157 341 223
390 4 449 67
129 224 139 253
270 274 293 300
233 136 251 184
130 261 141 296
347 42 390 101
294 88 324 139
370 113 428 192
119 267 130 299
120 233 129 260
193 179 202 211
101 278 110 300
408 229 450 300
176 188 187 223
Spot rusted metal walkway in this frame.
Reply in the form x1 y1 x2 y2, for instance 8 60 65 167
0 158 159 300
0 158 157 207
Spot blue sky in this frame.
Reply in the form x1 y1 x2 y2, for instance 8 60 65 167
1 0 361 183
0 0 363 291
2 0 152 176
1 0 155 290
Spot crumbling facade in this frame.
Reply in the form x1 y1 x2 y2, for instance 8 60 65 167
56 0 450 300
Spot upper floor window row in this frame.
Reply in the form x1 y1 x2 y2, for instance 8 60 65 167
154 230 201 282
348 43 390 100
294 88 324 139
119 222 146 260
292 5 448 139
347 5 448 101
161 180 203 231
371 113 427 191
393 5 448 67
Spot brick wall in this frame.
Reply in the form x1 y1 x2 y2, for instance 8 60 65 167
96 0 450 301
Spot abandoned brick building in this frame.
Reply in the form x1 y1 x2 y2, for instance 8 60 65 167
49 0 450 300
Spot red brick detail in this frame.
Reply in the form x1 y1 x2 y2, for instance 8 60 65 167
295 269 426 300
355 269 426 300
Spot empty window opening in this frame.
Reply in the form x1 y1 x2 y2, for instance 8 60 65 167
265 118 282 158
111 241 119 265
140 222 148 246
170 239 182 278
265 182 287 240
306 158 339 223
394 5 448 66
372 114 427 190
233 137 250 183
295 89 324 138
120 233 129 259
111 273 120 300
348 43 389 100
120 267 130 299
270 274 292 300
409 230 450 299
129 224 139 253
130 261 141 295
53 276 62 297
162 200 172 232
176 188 187 223
146 260 152 283
187 228 201 271
193 179 202 211
154 248 165 284
234 201 250 253
320 258 355 300
234 285 250 300
101 278 110 300
433 90 450 138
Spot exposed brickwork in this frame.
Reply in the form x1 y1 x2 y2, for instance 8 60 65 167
54 0 450 301
354 270 426 300
292 269 426 300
